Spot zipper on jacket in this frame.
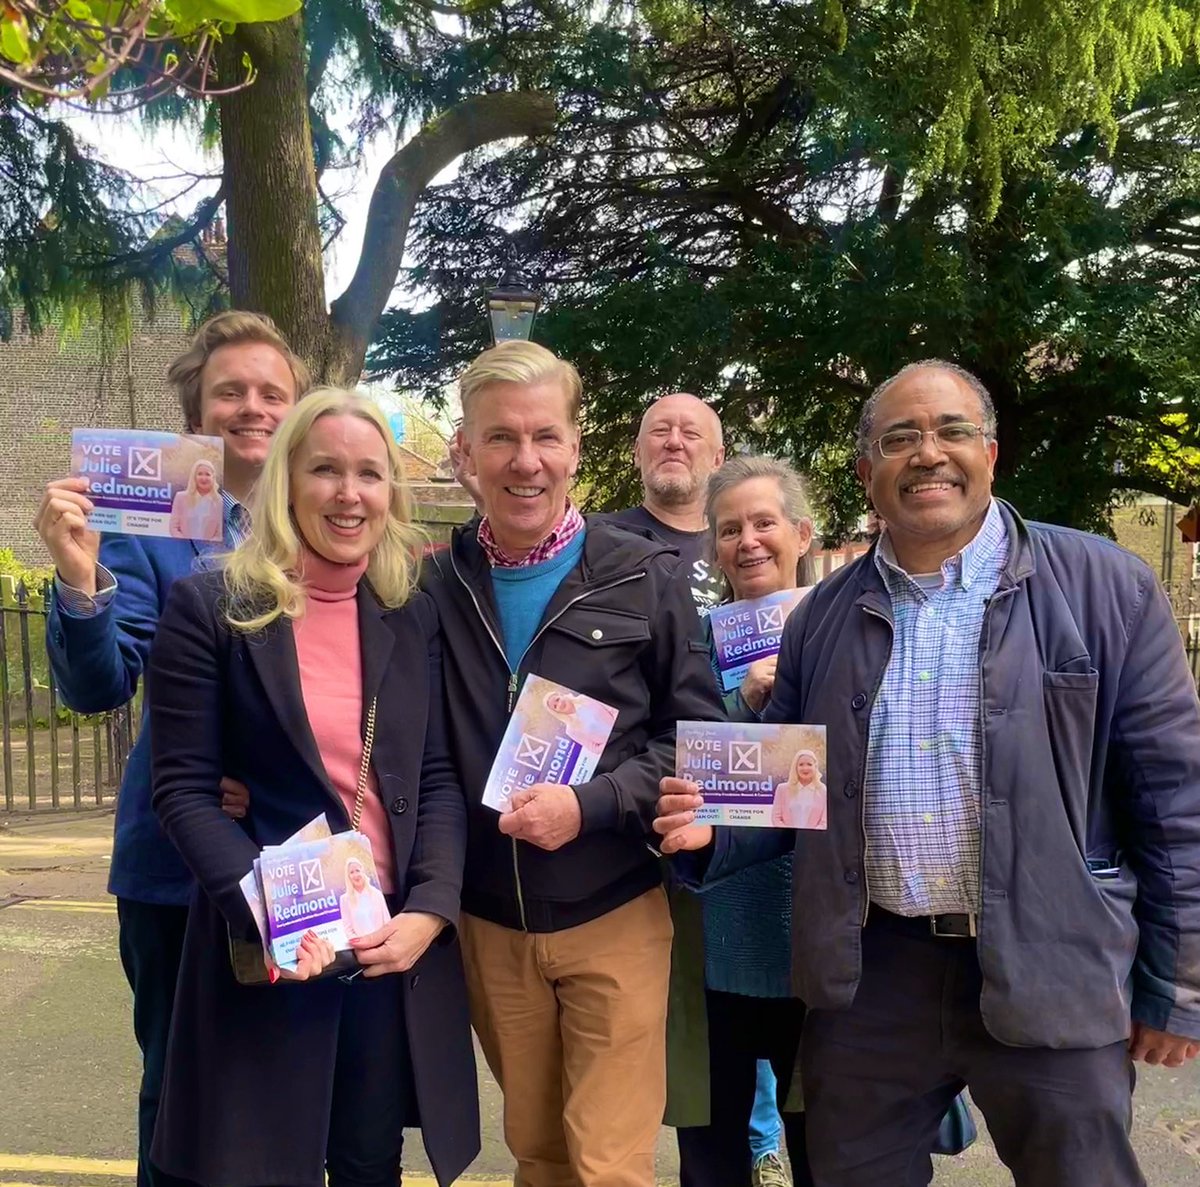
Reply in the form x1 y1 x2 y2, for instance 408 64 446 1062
973 583 1018 937
449 548 646 931
856 603 894 926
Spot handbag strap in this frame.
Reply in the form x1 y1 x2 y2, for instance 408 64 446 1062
351 696 378 833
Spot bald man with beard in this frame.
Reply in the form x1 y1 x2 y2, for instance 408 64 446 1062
608 393 727 614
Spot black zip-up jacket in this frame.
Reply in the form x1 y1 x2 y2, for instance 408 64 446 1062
422 516 724 932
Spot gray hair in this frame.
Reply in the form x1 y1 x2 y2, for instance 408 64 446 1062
855 360 997 457
705 455 816 590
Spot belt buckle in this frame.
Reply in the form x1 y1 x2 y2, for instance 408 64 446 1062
929 912 977 939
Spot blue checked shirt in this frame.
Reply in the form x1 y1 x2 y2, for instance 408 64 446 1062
56 490 249 617
864 499 1008 915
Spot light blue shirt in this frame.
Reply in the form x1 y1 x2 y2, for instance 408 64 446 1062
864 499 1008 915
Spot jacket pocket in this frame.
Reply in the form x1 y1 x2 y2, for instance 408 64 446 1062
550 605 652 648
1042 667 1100 843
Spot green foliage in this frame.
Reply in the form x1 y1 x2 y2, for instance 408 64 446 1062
370 9 1200 537
0 547 52 590
0 1 301 105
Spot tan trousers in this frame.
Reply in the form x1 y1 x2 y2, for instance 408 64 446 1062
459 887 673 1187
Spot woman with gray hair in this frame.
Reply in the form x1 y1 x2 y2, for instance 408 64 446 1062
668 454 816 1187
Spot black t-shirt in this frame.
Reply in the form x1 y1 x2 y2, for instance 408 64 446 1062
606 505 725 616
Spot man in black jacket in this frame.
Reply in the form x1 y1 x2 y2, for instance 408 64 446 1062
422 340 723 1187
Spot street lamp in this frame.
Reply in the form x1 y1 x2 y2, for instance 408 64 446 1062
487 268 542 344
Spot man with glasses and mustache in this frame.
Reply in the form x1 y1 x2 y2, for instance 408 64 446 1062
655 359 1200 1187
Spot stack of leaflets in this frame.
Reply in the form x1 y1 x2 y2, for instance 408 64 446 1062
238 813 387 971
676 720 829 829
708 587 813 692
482 674 619 812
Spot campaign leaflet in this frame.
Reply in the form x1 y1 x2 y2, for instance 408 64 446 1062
71 428 224 542
239 813 332 956
676 720 828 829
258 830 383 971
708 587 813 692
482 675 619 813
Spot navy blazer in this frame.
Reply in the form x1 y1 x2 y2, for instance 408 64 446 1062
47 532 221 904
146 568 478 1187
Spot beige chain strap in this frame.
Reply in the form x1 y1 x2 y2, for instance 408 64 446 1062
351 697 377 833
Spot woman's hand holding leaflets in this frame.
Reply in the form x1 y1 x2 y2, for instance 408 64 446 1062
269 929 337 984
350 911 445 977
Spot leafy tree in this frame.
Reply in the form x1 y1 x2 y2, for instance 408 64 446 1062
5 0 1199 427
2 0 559 380
370 2 1200 534
0 1 301 106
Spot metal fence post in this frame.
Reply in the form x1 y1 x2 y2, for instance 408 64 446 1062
0 578 12 812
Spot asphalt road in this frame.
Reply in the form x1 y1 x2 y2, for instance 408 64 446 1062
2 811 1199 1186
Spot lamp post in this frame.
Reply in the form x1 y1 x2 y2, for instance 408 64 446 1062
486 268 542 343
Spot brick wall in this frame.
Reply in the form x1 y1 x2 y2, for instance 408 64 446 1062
1111 498 1200 622
0 309 191 565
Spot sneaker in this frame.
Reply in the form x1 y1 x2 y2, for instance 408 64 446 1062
752 1150 791 1187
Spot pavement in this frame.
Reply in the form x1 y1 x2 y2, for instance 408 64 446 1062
2 811 1199 1186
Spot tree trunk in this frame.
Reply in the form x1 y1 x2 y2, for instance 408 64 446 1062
216 15 332 377
326 91 556 383
215 12 554 385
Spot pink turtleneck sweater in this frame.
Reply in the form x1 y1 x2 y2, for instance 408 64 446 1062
292 550 394 893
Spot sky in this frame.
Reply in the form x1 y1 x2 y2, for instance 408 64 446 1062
68 106 410 302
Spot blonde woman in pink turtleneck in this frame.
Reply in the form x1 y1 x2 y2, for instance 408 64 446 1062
147 389 479 1187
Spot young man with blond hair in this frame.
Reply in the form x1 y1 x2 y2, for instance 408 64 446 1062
422 340 723 1187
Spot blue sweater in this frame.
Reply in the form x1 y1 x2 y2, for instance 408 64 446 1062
491 533 586 668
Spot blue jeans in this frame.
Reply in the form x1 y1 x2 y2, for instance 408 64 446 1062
748 1061 782 1160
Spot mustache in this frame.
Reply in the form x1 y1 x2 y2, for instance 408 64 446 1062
900 470 962 491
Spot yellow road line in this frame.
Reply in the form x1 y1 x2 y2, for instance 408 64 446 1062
18 898 115 908
11 900 116 909
0 1153 135 1175
8 904 116 915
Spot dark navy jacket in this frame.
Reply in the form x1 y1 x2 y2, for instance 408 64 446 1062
46 533 218 905
146 571 478 1187
699 501 1200 1048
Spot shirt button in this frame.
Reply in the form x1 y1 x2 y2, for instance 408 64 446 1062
390 796 409 815
936 877 947 888
924 813 933 824
919 671 931 682
851 693 868 710
844 869 860 884
591 628 604 640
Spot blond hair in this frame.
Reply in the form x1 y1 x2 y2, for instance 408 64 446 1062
167 310 312 431
222 388 424 633
184 458 219 499
459 341 582 426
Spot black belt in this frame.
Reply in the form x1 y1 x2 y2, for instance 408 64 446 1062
868 903 977 939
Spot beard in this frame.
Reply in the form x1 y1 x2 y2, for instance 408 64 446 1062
644 465 703 506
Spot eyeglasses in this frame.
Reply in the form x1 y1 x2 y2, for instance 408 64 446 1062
871 422 988 459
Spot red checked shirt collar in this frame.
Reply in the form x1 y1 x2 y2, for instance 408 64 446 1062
477 502 585 568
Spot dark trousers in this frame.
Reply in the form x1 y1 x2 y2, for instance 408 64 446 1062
116 898 195 1187
677 989 813 1187
801 908 1145 1187
326 966 417 1187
